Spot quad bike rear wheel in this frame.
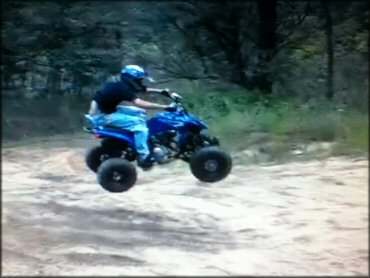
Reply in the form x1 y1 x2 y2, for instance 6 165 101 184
97 158 137 193
190 147 232 183
85 146 108 173
85 145 122 173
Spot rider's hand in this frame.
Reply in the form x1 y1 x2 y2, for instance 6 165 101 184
170 92 182 101
164 103 177 112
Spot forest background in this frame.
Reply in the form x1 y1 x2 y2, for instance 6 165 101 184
2 0 368 159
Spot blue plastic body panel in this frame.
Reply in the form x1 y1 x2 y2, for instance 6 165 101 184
93 111 208 148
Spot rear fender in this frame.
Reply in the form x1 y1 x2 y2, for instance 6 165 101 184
95 130 135 147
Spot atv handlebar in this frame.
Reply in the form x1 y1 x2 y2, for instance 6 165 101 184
160 89 182 102
170 92 182 103
160 90 187 114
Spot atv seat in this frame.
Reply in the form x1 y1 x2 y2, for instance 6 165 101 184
99 126 134 136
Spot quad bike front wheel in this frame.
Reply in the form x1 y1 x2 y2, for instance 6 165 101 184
97 158 137 193
190 147 232 183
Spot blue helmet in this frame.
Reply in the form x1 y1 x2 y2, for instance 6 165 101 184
121 65 154 82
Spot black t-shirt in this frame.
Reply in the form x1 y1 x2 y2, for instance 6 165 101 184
93 80 140 114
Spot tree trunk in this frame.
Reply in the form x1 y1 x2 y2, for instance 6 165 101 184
46 67 61 98
321 0 334 100
255 0 277 95
2 66 13 88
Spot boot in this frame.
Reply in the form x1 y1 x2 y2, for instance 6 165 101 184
138 155 154 170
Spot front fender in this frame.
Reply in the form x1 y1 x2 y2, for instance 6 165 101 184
185 114 208 130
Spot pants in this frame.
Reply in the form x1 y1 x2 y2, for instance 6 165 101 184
92 106 150 160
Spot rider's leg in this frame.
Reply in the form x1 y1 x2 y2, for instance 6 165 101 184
132 125 151 164
89 114 105 127
104 110 151 164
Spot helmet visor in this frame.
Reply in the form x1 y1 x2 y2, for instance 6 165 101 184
145 76 155 83
143 71 155 83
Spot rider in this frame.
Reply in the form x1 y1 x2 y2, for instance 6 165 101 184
88 65 175 169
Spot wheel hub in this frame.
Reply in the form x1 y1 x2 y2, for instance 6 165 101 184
112 171 123 181
204 159 218 172
101 154 110 162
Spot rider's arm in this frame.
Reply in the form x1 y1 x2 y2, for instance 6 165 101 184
146 88 164 94
131 98 167 110
88 100 100 115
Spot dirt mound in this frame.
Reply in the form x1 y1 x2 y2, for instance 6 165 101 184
2 144 368 276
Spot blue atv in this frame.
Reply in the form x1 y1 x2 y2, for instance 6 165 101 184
84 91 232 193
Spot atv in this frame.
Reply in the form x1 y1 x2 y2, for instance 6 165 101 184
84 91 232 193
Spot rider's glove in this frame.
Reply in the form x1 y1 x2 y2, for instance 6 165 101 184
164 103 177 112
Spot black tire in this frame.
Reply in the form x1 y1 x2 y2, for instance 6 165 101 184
189 147 232 183
180 133 219 162
97 158 137 193
85 146 108 173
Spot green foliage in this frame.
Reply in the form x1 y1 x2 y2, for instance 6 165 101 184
1 0 368 161
334 111 369 153
2 89 367 161
2 1 368 101
300 32 326 58
182 90 368 154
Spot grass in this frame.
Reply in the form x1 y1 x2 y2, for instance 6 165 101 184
3 90 368 160
184 90 368 157
332 111 369 155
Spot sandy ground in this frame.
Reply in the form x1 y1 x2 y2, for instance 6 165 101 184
1 140 368 276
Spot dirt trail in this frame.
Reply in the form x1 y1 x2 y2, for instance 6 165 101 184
2 141 368 276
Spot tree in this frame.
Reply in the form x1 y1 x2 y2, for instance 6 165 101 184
255 0 277 94
320 0 334 100
134 1 310 94
1 1 130 96
1 0 367 101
